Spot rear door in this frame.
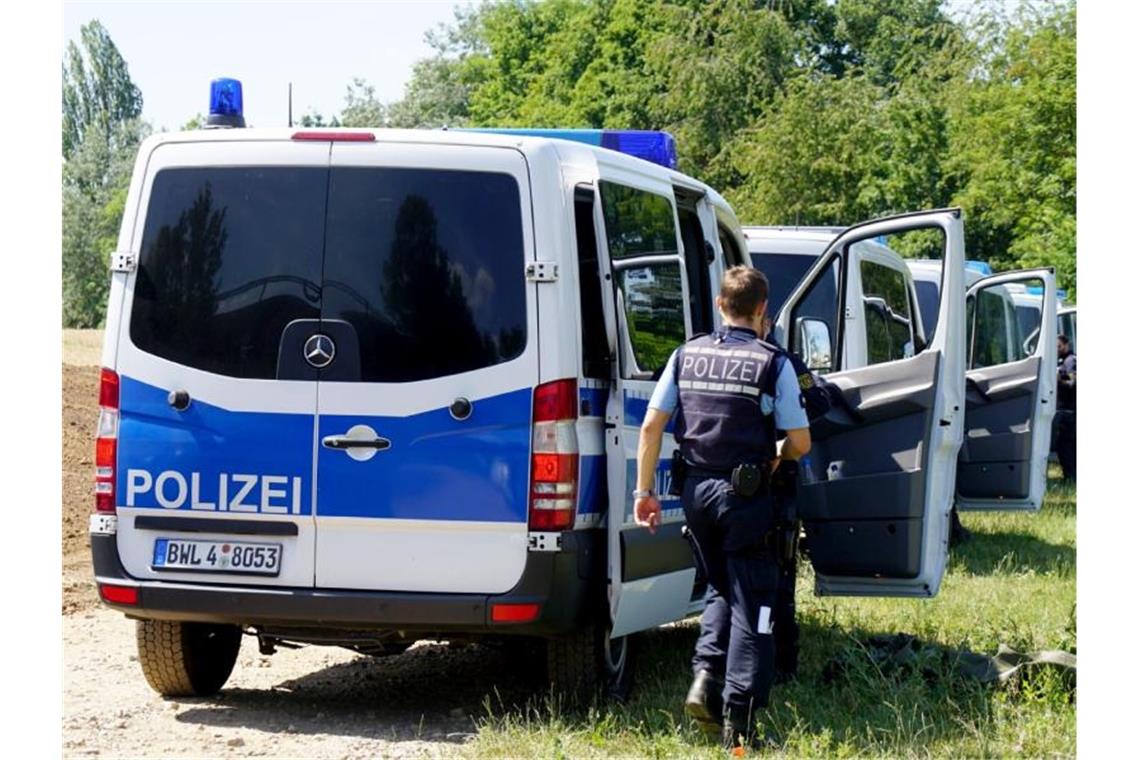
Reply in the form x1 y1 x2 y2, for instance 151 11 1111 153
957 269 1057 511
593 164 699 637
774 210 965 597
312 142 538 593
114 140 328 587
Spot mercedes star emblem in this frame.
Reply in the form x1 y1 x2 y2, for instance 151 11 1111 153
303 334 336 369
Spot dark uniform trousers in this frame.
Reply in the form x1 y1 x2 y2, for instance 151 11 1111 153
683 472 780 713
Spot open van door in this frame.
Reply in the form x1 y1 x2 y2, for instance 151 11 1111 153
591 162 700 638
957 269 1057 511
774 210 966 597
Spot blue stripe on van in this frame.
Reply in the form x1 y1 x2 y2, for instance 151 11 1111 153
579 386 608 418
117 376 315 515
117 376 534 523
578 454 606 515
317 387 533 522
623 392 675 433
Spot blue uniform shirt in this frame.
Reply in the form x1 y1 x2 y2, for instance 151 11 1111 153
649 347 810 431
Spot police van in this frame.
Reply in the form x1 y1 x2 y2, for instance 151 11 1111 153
91 79 973 699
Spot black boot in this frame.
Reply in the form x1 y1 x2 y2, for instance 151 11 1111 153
684 668 724 733
721 704 759 752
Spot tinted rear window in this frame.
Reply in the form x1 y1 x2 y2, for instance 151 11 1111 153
130 167 326 379
322 167 526 382
749 252 816 316
915 279 940 339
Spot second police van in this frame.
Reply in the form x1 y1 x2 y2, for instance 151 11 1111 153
93 79 978 699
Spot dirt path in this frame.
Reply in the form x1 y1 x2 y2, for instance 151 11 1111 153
63 607 548 757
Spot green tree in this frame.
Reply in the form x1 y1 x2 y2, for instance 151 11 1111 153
62 20 143 160
946 1 1076 294
63 119 150 327
340 78 386 127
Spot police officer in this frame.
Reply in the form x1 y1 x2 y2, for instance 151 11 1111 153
1054 334 1076 481
634 266 811 750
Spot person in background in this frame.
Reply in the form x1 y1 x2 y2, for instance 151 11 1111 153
1054 334 1076 481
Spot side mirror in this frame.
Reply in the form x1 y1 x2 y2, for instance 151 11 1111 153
796 317 833 372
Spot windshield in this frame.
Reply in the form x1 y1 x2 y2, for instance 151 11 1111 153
749 252 818 316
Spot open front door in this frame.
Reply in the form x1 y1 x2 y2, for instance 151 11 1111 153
591 165 699 637
957 269 1057 511
774 210 966 597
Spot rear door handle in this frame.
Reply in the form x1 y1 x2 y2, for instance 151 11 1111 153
322 435 391 451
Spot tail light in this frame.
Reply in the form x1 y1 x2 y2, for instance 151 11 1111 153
529 379 579 531
94 368 119 514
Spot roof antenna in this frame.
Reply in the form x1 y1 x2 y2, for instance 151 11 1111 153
288 82 293 128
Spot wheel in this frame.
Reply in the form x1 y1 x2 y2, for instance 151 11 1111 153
136 620 243 697
546 623 635 704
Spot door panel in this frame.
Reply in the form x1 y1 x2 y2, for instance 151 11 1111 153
313 142 538 594
592 162 698 637
957 269 1057 511
775 210 965 597
115 141 330 588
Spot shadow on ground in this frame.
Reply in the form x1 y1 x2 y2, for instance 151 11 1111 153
950 531 1075 576
175 641 547 743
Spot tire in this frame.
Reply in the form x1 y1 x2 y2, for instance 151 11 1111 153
136 620 243 697
546 623 635 705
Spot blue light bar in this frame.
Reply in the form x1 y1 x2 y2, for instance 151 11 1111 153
460 128 678 169
965 260 993 276
207 78 245 128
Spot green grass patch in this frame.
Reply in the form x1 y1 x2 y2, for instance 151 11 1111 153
466 474 1076 758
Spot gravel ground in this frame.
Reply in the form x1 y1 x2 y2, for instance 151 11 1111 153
61 335 540 757
63 607 544 758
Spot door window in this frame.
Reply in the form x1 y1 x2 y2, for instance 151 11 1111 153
969 279 1043 369
616 262 686 377
750 252 818 317
599 181 678 259
788 255 840 373
321 167 527 382
677 206 713 335
574 186 610 380
861 260 915 365
130 167 328 379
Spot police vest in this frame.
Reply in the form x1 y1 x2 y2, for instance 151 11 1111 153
673 328 781 470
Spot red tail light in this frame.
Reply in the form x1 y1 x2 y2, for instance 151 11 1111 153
291 131 376 142
94 368 119 514
490 602 540 623
98 583 138 606
529 379 578 532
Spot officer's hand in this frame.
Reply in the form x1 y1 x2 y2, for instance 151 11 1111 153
634 495 661 534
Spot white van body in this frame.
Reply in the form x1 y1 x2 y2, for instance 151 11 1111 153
91 128 968 696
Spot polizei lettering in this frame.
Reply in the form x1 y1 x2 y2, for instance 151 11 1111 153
126 469 303 514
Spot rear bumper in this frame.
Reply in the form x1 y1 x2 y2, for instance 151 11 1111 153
90 529 603 637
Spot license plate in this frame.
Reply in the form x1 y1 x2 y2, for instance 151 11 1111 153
152 538 282 576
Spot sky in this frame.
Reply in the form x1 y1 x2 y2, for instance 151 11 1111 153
63 1 475 131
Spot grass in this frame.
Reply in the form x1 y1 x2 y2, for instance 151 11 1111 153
466 473 1076 758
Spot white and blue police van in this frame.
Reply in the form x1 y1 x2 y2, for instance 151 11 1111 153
91 79 973 699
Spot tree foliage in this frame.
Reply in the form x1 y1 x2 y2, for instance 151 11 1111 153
62 20 143 160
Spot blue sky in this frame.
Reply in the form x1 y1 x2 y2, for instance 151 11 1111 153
63 1 474 130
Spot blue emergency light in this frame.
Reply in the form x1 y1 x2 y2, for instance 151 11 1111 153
965 260 993 276
461 128 678 169
207 78 245 128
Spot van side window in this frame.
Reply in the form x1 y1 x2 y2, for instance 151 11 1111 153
598 181 678 258
574 186 610 380
861 260 915 365
616 262 686 377
718 226 743 267
676 206 713 335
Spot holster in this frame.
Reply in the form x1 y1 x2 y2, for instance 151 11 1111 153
668 450 687 496
771 460 800 564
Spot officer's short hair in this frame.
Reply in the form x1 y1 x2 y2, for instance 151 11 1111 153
719 266 769 317
1058 334 1070 346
